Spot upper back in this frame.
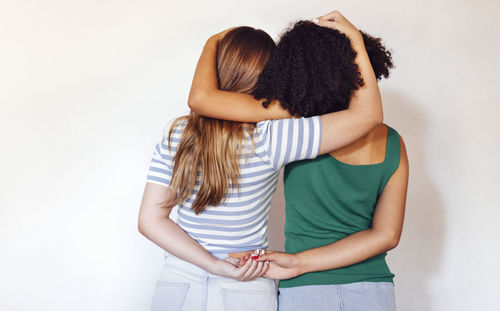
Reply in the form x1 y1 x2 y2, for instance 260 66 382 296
146 116 322 255
329 123 390 166
283 124 401 237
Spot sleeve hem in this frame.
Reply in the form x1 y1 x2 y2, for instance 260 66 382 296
146 179 171 188
313 115 322 158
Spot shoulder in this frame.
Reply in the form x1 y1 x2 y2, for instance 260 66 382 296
385 125 407 152
163 116 188 137
255 119 276 129
398 134 408 170
384 124 408 170
160 116 188 154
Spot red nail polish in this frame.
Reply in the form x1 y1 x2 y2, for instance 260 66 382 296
251 256 259 260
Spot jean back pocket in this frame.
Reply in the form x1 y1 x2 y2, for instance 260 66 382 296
151 281 190 311
222 288 273 311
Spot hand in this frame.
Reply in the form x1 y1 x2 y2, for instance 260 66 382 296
313 10 363 48
256 251 302 280
210 27 236 42
212 256 269 282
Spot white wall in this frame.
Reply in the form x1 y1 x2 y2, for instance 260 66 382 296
1 0 499 310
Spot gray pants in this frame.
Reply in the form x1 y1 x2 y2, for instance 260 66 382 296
278 282 396 311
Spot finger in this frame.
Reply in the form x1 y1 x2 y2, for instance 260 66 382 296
318 10 343 22
224 257 240 266
248 260 266 280
314 19 339 30
260 261 270 276
261 249 274 255
241 258 258 281
216 27 236 40
256 252 277 262
247 262 266 281
234 255 253 278
239 255 250 266
262 263 274 279
250 253 260 260
250 249 266 260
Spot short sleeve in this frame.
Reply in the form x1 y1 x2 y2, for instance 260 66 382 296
146 120 181 187
256 116 322 171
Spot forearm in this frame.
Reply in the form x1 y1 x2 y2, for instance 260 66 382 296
139 217 218 273
295 228 396 275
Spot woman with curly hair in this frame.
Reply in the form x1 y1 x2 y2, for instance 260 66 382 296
189 11 409 311
139 10 384 310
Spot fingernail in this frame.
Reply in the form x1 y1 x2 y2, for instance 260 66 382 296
312 18 319 23
251 256 260 260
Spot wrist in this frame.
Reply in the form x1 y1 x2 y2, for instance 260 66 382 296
201 256 220 274
205 35 220 51
350 32 365 52
293 252 308 276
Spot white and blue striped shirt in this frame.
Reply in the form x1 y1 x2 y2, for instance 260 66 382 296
146 116 321 258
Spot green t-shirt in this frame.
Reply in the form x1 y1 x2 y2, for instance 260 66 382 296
279 125 401 288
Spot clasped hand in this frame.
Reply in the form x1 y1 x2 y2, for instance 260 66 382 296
221 250 302 281
214 251 269 282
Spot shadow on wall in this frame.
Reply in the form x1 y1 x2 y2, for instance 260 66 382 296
383 90 445 311
267 171 286 252
266 90 445 311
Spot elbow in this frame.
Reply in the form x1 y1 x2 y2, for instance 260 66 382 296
137 219 145 236
364 106 383 131
387 238 400 251
355 100 384 131
187 89 208 113
370 99 384 126
137 214 148 236
385 233 401 251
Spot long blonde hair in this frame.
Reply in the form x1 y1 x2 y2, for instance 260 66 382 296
167 27 275 214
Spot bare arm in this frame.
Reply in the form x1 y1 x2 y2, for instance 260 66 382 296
138 182 268 281
188 11 383 154
258 136 409 279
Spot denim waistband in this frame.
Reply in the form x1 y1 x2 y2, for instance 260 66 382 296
162 252 223 280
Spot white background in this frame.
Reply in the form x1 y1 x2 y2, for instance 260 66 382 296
1 0 499 310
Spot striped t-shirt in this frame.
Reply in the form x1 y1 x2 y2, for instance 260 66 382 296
146 116 321 258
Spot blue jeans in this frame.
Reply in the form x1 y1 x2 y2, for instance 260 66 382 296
278 282 396 311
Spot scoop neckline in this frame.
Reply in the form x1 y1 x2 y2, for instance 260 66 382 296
324 125 390 167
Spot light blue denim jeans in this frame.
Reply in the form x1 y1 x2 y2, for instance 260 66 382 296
278 282 396 311
151 253 277 311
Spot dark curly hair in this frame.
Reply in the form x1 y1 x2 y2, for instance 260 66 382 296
252 21 394 117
